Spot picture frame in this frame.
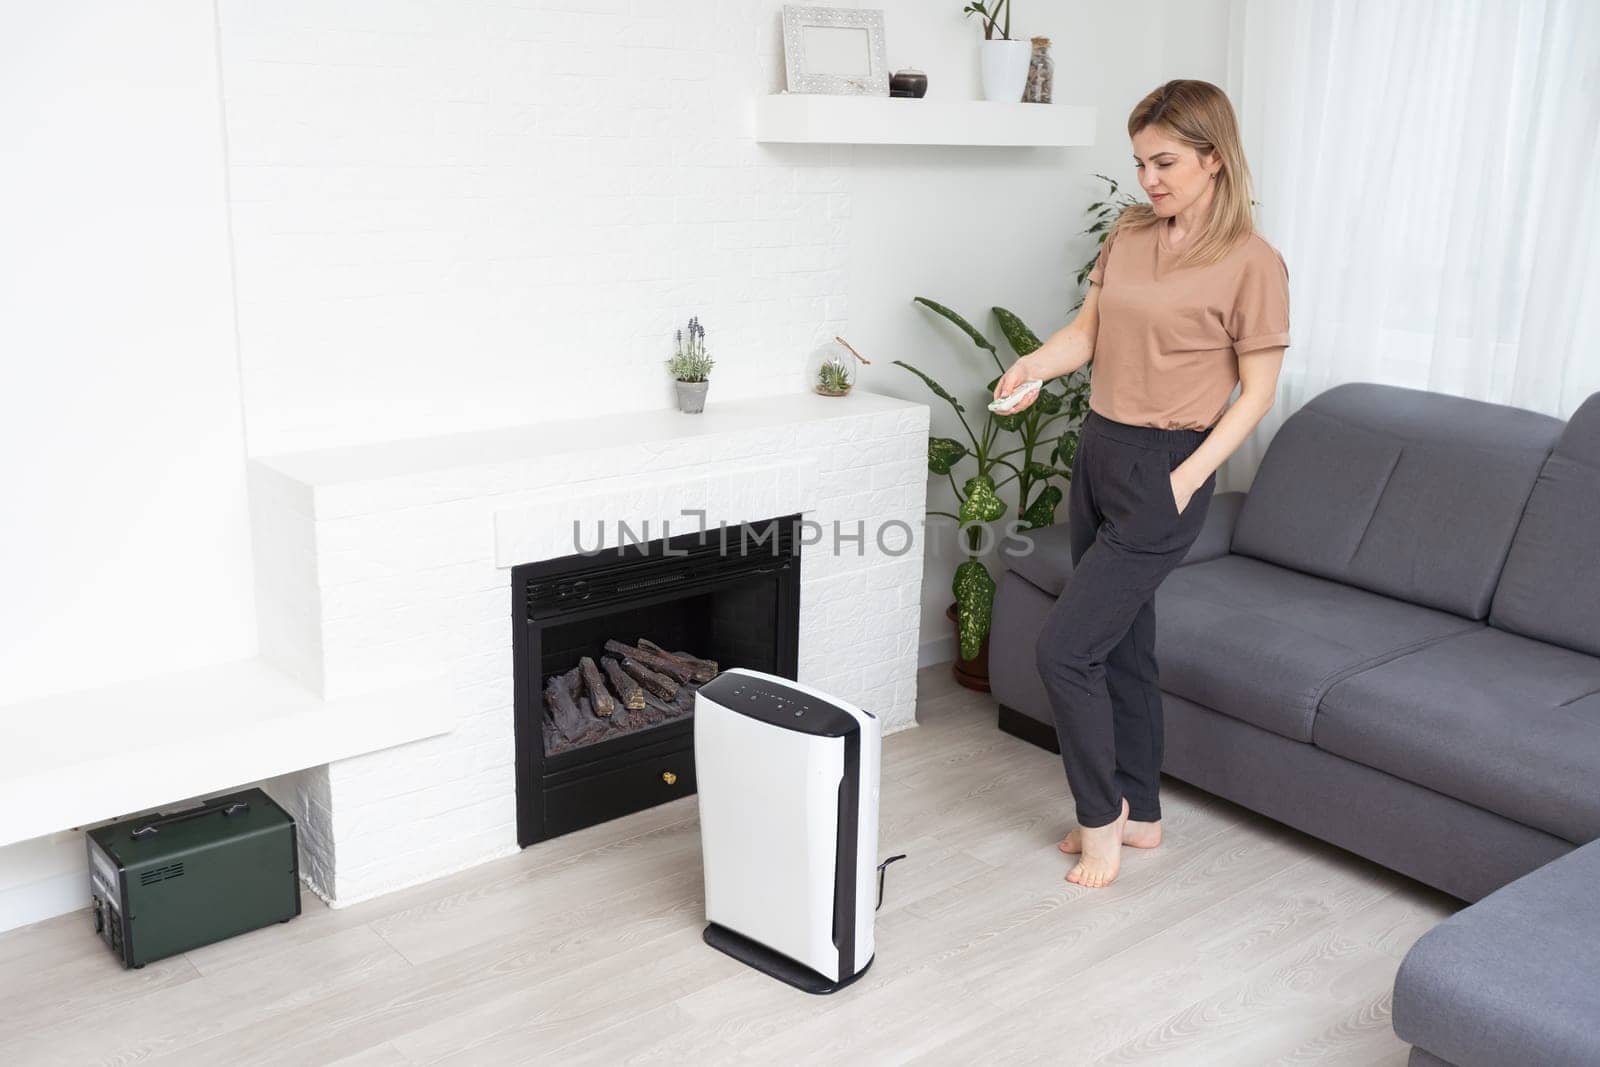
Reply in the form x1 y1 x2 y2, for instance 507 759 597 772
781 5 889 96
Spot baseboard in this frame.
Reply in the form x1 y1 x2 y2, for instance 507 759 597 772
0 867 87 935
918 633 956 670
997 704 1059 754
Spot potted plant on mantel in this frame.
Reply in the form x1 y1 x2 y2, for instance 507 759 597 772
667 317 714 413
964 0 1030 102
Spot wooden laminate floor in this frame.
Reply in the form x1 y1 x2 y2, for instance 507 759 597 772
0 666 1461 1065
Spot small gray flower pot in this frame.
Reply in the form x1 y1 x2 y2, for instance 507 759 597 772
675 379 709 413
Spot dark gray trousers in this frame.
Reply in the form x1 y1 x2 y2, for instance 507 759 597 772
1034 408 1217 828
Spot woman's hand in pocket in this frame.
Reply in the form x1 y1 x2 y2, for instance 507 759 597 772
1170 468 1205 516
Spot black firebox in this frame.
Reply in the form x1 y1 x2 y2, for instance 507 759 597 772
512 513 802 846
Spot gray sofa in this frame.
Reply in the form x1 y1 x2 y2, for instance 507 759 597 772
1394 836 1600 1066
990 382 1600 1065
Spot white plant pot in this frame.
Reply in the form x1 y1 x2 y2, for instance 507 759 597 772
980 38 1032 102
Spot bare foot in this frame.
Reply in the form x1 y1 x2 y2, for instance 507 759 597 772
1065 798 1130 888
1058 815 1163 853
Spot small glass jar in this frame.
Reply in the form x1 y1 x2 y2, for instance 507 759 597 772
1025 37 1054 104
805 336 871 397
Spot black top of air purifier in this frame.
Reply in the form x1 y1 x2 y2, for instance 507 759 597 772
697 671 866 737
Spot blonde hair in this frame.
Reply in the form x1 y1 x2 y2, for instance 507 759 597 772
1110 80 1257 268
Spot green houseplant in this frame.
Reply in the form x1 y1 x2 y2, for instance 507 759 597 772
962 0 1011 39
897 302 1089 682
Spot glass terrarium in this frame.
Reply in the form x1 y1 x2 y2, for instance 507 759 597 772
806 336 871 397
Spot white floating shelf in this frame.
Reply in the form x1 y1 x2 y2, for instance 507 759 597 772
0 658 457 848
752 93 1095 147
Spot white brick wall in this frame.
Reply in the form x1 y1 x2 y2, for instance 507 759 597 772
250 392 928 906
217 0 850 456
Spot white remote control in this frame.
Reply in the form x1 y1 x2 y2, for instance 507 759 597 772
988 378 1043 413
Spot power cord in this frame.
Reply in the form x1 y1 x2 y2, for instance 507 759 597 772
876 853 908 910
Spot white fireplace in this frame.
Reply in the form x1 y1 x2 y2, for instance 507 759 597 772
247 390 930 907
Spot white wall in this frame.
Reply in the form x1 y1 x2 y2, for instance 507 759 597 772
0 4 256 704
0 3 258 927
219 0 852 456
0 0 1232 933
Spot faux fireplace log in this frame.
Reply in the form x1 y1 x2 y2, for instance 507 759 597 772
603 639 694 686
676 655 720 683
672 651 719 680
619 657 679 701
540 639 722 755
637 639 719 683
543 676 590 742
601 656 646 710
578 656 616 718
641 686 693 721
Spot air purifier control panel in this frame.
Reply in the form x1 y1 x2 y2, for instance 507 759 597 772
696 672 872 737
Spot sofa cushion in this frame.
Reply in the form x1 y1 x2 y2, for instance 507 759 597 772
1003 491 1248 598
1230 382 1563 619
1489 392 1600 657
1153 554 1479 742
1316 626 1600 844
1004 522 1075 598
1393 838 1600 1066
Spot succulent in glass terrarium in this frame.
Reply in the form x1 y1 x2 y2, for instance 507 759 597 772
817 355 852 395
808 336 871 397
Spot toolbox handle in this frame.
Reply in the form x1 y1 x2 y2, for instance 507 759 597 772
130 798 250 839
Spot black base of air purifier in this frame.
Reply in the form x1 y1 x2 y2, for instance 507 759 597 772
702 922 874 995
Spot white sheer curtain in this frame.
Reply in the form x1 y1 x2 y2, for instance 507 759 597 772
1220 0 1600 491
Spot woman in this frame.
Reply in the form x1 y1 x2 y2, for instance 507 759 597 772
994 80 1291 889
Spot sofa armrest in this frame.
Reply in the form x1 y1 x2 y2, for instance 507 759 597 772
1392 838 1600 1067
1182 491 1246 565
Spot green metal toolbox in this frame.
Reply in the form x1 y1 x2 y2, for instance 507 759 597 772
86 787 301 968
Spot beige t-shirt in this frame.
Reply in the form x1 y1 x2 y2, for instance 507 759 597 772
1085 219 1291 431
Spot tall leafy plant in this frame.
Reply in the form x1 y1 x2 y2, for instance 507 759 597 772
896 303 1088 660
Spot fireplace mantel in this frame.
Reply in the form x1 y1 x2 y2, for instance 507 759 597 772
247 389 930 908
254 390 926 520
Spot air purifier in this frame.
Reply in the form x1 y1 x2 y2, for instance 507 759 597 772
694 667 882 994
